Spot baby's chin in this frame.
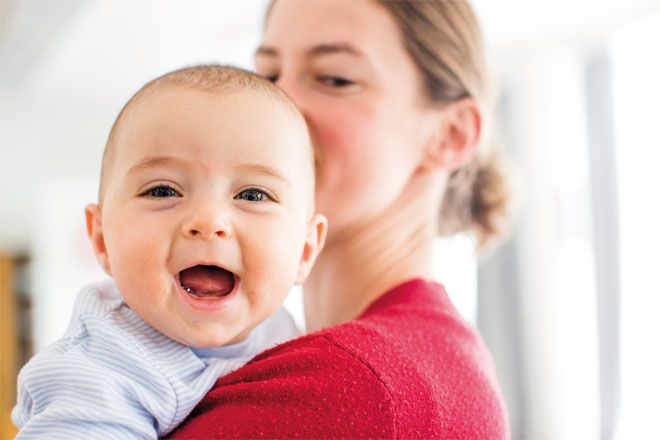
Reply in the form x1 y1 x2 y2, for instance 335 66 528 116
166 324 252 349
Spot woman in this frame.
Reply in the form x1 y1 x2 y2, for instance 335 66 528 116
171 0 510 438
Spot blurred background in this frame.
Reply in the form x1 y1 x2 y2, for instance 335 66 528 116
1 0 659 438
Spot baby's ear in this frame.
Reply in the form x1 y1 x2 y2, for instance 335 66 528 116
85 204 112 275
295 213 328 284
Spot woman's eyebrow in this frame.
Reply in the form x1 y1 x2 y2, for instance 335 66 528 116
306 43 365 59
255 45 278 57
255 42 366 60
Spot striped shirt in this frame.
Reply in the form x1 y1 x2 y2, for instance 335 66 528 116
12 278 300 439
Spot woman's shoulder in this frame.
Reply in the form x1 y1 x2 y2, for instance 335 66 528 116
315 279 491 378
331 278 490 364
323 277 509 438
171 279 508 439
170 326 397 438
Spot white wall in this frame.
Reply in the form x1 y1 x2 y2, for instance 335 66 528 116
2 1 659 437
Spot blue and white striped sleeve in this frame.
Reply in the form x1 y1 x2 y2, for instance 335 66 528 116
11 279 301 439
12 333 176 439
11 284 179 439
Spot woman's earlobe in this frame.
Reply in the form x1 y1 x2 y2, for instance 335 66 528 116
85 204 112 275
295 213 328 284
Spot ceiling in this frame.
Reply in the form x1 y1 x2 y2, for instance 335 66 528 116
1 0 658 103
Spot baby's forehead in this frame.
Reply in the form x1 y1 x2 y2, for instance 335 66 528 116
99 65 314 206
116 84 302 144
127 84 303 130
109 84 315 185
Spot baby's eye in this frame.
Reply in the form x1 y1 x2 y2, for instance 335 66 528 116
141 185 182 198
318 76 354 87
235 188 271 202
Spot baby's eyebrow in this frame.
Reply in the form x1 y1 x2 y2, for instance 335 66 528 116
126 155 186 177
235 163 292 187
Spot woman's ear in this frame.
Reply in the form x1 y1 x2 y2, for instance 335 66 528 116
421 97 482 172
85 204 112 275
295 213 328 284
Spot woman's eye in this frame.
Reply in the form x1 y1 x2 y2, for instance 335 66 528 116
318 76 354 87
141 186 181 198
236 189 271 202
261 73 279 83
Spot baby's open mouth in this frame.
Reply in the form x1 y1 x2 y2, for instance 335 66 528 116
179 265 235 297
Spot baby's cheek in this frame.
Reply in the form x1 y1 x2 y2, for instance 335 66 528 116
246 242 299 304
108 229 163 284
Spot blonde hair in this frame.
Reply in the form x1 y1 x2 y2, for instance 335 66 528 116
377 0 510 247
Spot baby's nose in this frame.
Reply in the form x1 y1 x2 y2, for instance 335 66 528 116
182 203 231 239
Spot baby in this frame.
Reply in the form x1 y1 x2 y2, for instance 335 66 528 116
12 65 327 438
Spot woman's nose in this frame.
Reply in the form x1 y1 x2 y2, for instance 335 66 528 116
181 201 232 240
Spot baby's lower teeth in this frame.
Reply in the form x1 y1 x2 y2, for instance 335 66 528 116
182 285 224 297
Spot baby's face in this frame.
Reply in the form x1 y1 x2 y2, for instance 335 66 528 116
87 87 324 347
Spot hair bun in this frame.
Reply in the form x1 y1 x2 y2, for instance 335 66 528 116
439 150 511 250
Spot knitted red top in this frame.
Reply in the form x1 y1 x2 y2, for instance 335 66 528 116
169 279 509 439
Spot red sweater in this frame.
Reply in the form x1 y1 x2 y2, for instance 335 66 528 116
169 279 509 439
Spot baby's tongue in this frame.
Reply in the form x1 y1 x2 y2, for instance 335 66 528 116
180 265 234 296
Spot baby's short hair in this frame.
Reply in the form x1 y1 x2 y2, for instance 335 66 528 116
99 65 309 204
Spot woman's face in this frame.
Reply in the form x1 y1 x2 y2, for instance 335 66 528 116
257 0 441 240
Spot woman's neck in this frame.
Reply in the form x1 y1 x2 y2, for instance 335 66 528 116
303 169 444 333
